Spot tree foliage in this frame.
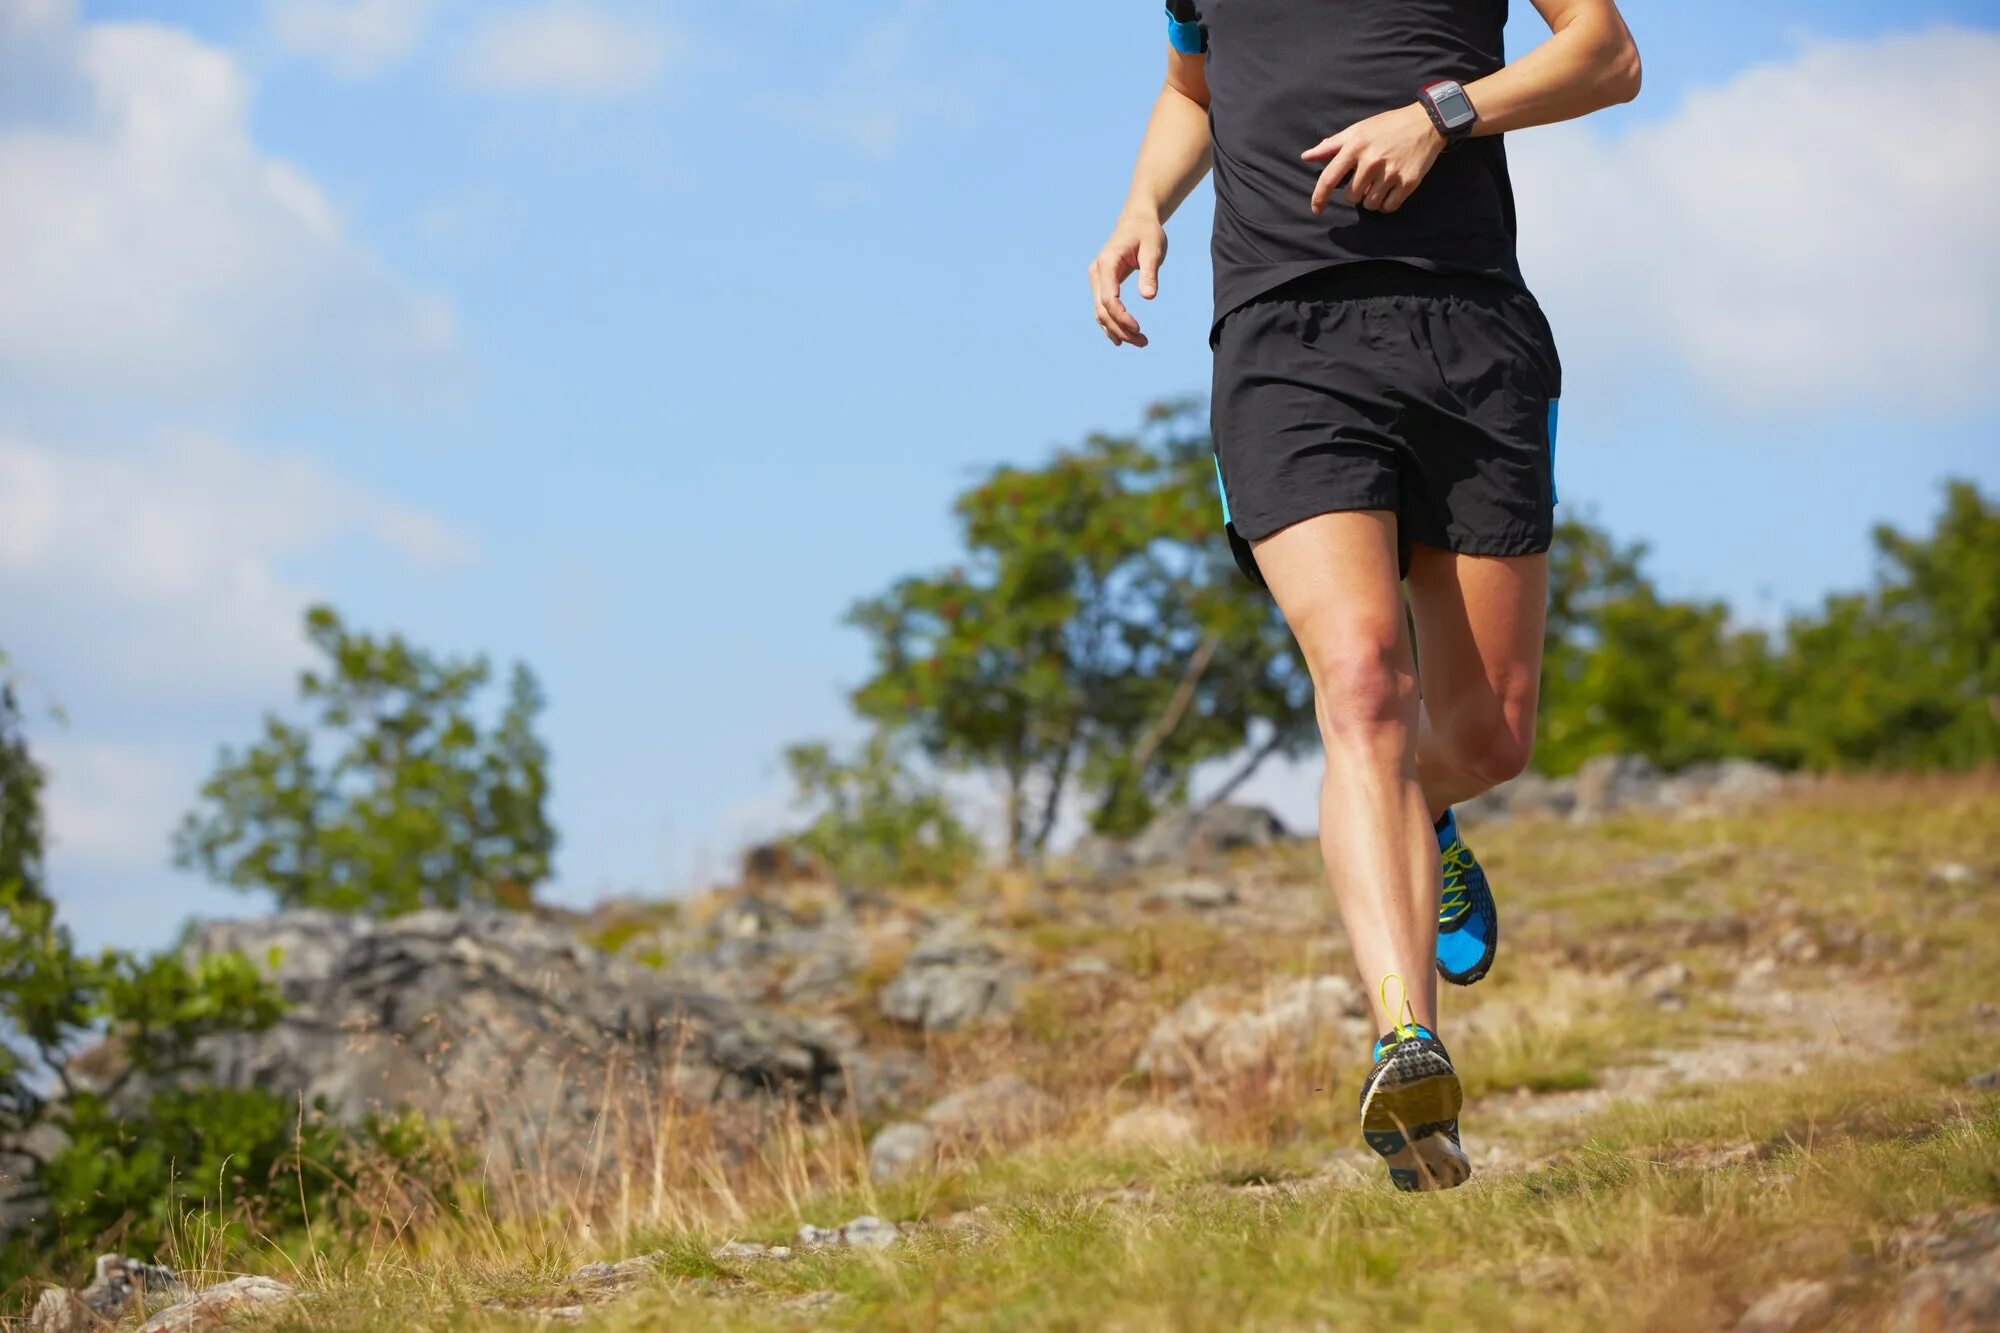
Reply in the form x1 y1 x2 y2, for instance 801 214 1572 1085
844 403 1312 862
176 605 557 915
1537 480 1999 775
783 734 980 887
0 669 319 1288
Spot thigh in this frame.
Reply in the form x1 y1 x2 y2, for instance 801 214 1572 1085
1404 546 1549 727
1252 509 1412 682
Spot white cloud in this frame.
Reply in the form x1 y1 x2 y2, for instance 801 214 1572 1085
36 737 190 877
457 4 671 98
0 1 454 404
0 433 476 704
271 0 433 78
759 0 972 160
1514 26 2000 416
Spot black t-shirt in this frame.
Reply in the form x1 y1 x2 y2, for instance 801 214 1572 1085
1164 0 1527 330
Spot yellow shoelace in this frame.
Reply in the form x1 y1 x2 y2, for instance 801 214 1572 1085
1438 840 1476 927
1379 973 1423 1046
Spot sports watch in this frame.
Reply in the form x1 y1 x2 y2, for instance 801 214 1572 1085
1418 79 1479 143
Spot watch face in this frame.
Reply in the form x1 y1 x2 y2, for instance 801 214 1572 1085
1433 84 1475 128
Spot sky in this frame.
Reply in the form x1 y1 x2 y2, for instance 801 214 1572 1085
2 0 1996 949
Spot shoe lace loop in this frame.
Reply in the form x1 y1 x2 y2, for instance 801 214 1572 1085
1378 973 1422 1047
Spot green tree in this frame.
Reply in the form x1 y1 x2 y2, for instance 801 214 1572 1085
1768 479 2000 769
783 734 981 887
0 665 322 1287
845 404 1312 862
1535 517 1776 773
176 606 557 915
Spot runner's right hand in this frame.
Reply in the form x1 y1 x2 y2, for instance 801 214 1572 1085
1088 214 1167 348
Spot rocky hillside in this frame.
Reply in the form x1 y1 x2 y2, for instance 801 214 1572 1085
29 764 2000 1332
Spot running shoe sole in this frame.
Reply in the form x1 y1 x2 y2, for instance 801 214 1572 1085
1359 1045 1470 1192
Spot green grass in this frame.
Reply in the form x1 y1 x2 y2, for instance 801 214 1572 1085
77 774 2000 1330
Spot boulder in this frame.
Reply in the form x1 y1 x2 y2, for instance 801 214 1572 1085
1136 975 1366 1082
867 1121 939 1183
1130 804 1287 870
164 910 859 1170
878 922 1022 1031
867 1075 1053 1181
137 1277 296 1333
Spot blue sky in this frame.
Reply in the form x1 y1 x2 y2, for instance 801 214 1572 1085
3 0 1996 947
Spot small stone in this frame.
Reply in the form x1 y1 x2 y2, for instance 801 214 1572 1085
838 1215 901 1249
1143 878 1237 911
868 1121 939 1183
1734 1278 1834 1333
1106 1105 1199 1150
714 1241 786 1261
1967 1069 2000 1092
1928 862 1979 888
1061 956 1115 978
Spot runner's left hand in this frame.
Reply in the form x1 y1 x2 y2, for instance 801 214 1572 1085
1303 103 1445 215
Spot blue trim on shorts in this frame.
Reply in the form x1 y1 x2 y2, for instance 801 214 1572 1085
1547 399 1561 506
1212 453 1234 525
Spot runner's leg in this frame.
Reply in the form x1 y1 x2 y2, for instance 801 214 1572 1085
1405 546 1549 821
1251 509 1439 1034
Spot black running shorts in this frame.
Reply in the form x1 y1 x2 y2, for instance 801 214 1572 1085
1210 263 1563 587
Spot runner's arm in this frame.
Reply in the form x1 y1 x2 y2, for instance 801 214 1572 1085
1461 0 1641 137
1089 46 1212 348
1305 0 1639 214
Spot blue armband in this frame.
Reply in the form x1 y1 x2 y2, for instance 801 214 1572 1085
1165 7 1206 54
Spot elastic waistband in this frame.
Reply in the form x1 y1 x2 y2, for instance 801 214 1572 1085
1260 261 1526 307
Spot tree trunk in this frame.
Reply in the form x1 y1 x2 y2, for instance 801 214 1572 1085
1201 729 1288 810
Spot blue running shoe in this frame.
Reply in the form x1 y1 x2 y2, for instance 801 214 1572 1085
1435 808 1498 987
1358 1016 1470 1193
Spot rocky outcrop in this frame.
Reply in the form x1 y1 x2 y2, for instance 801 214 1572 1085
1130 803 1288 869
1460 755 1786 824
878 922 1023 1031
168 909 862 1168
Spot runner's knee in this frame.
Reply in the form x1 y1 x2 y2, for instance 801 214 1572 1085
1306 638 1418 747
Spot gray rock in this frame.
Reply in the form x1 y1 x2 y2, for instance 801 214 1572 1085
1968 1069 2000 1092
1136 975 1365 1082
1460 770 1576 823
923 1075 1051 1136
714 1240 792 1260
155 910 859 1172
878 923 1022 1031
1735 1279 1834 1333
794 1215 901 1250
1570 754 1662 821
1891 1209 2000 1333
1067 835 1137 885
136 1276 296 1332
1143 878 1238 911
868 1121 939 1183
27 1255 182 1331
1106 1105 1199 1150
1130 804 1287 870
1930 862 1980 888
